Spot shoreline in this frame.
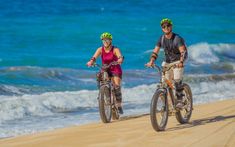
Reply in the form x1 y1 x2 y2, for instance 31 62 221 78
1 98 235 147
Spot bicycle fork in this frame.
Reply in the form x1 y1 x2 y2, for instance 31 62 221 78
167 88 179 115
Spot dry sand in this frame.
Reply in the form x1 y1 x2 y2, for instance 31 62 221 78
1 98 235 147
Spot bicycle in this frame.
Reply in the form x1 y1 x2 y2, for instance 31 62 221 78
147 63 193 131
91 61 120 123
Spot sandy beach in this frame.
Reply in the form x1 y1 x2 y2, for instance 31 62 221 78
1 98 235 147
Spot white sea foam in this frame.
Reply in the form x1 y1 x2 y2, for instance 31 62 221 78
188 42 219 64
0 90 98 123
212 43 235 58
188 42 235 65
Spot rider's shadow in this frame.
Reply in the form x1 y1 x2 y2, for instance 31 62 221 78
166 114 235 131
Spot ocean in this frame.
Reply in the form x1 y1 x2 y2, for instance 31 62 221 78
0 0 235 138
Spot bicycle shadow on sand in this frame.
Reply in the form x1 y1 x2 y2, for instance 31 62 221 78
166 114 235 131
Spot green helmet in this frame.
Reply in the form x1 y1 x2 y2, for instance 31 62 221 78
100 32 112 40
160 18 173 26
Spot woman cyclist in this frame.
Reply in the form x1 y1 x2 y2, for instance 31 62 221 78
87 32 124 114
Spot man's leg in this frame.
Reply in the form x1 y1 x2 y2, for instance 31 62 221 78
173 67 184 108
163 62 174 82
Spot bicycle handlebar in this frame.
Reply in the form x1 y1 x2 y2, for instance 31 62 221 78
145 64 177 73
145 64 161 72
91 61 119 70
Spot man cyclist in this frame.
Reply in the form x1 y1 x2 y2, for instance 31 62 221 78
145 18 187 108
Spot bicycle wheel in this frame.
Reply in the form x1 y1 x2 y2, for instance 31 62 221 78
150 90 168 131
99 85 112 123
175 83 193 124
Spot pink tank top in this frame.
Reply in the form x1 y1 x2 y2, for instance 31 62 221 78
101 46 122 77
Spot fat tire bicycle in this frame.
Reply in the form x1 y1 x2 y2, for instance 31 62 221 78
91 61 120 123
147 63 193 131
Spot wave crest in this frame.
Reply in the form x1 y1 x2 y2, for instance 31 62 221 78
188 42 235 65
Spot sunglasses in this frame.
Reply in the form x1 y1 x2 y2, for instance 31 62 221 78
102 39 111 43
162 24 171 29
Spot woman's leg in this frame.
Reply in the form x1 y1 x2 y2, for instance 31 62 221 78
112 76 121 87
112 76 123 114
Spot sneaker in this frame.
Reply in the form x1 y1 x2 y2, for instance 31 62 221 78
118 107 124 114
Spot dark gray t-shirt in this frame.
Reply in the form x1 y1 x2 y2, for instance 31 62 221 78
156 33 185 63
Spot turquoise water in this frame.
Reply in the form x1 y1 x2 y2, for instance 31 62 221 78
0 0 234 91
0 0 235 138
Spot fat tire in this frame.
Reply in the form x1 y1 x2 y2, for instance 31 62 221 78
150 90 168 131
175 83 193 124
99 85 112 123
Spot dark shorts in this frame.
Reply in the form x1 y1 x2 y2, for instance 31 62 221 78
108 71 122 79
